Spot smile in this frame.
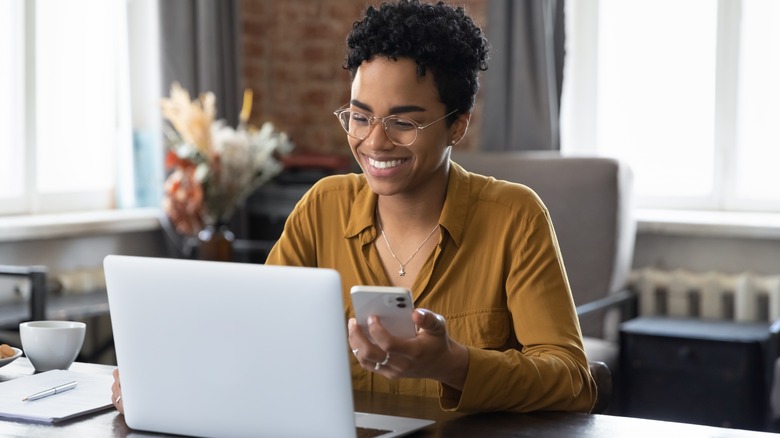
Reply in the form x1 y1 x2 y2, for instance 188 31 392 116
368 157 406 169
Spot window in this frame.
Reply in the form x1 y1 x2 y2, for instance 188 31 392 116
0 0 132 216
561 0 780 212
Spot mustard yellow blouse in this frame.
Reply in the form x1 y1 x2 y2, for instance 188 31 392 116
265 161 597 413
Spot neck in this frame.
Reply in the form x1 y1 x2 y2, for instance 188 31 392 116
377 197 443 232
376 164 449 230
376 205 441 278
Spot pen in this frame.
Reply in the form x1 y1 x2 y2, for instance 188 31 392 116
22 381 78 402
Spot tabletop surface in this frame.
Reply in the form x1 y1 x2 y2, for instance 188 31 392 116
1 358 778 438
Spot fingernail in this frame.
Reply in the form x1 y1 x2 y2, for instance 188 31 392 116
415 309 425 317
368 315 376 324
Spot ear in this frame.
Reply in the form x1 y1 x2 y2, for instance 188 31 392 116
449 112 471 146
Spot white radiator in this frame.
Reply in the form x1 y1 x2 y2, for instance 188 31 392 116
628 267 780 323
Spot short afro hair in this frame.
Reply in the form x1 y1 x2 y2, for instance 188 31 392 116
344 0 489 121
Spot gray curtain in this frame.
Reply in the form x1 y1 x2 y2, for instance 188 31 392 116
481 0 565 151
159 0 242 127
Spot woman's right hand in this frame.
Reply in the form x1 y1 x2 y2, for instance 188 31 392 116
112 368 124 415
348 308 469 391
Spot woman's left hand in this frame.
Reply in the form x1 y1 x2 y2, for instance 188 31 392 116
112 368 124 415
348 308 469 390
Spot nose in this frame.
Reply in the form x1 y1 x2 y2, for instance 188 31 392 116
363 118 393 149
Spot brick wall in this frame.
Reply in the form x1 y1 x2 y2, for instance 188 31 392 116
239 0 487 156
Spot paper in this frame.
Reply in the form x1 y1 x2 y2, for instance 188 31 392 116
0 369 114 423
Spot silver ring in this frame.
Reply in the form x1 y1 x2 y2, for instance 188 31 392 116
374 352 390 370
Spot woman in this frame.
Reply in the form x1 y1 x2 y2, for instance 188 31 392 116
113 0 596 414
262 0 595 413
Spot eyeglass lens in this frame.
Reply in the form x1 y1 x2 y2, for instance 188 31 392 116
337 111 419 146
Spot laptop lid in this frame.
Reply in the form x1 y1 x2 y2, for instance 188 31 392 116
104 255 433 438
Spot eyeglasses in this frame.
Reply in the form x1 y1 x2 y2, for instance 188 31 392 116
333 106 458 147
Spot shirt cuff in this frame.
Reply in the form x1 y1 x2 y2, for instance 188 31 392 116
438 346 482 411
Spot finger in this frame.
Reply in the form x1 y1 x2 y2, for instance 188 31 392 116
348 318 371 350
111 369 121 398
347 318 358 345
114 394 124 413
373 352 391 372
349 318 397 372
348 319 378 364
413 309 446 336
367 315 393 346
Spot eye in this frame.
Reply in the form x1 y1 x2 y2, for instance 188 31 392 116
350 112 370 125
387 117 417 131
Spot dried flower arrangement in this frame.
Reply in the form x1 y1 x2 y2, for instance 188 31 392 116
161 82 294 236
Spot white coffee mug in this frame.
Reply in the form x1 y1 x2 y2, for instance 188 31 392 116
19 321 86 372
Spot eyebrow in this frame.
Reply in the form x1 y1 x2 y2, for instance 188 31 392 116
350 99 426 115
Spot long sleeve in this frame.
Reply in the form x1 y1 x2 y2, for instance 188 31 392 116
438 208 596 413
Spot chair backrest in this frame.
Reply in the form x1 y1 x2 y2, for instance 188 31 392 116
451 151 635 339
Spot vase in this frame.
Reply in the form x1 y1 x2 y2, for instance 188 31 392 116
197 222 235 262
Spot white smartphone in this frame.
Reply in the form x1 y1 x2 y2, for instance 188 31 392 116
350 285 417 341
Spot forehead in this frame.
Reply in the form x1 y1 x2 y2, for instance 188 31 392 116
351 57 441 111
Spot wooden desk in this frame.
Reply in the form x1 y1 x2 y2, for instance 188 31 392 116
1 358 778 438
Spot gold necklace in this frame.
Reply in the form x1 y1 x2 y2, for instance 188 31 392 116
377 210 439 277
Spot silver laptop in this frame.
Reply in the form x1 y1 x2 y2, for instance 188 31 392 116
103 255 434 438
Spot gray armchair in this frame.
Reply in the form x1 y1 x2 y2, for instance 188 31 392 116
452 151 636 412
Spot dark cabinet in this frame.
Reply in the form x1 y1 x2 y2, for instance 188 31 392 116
619 317 771 431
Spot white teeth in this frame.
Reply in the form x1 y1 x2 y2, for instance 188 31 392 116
368 157 404 169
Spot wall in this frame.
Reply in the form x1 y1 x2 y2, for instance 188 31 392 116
633 232 780 276
239 0 488 155
0 232 167 274
0 230 168 305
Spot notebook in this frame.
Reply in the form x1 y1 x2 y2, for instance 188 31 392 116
0 370 114 423
103 255 434 438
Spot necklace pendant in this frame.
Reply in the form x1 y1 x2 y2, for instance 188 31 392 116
398 267 406 276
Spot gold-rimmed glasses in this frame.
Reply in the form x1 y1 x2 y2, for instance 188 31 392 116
333 106 458 147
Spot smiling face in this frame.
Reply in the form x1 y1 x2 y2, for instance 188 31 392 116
348 57 466 200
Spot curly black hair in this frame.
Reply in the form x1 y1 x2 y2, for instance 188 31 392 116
344 0 489 122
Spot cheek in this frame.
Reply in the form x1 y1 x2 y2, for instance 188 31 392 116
347 137 360 154
347 138 364 166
